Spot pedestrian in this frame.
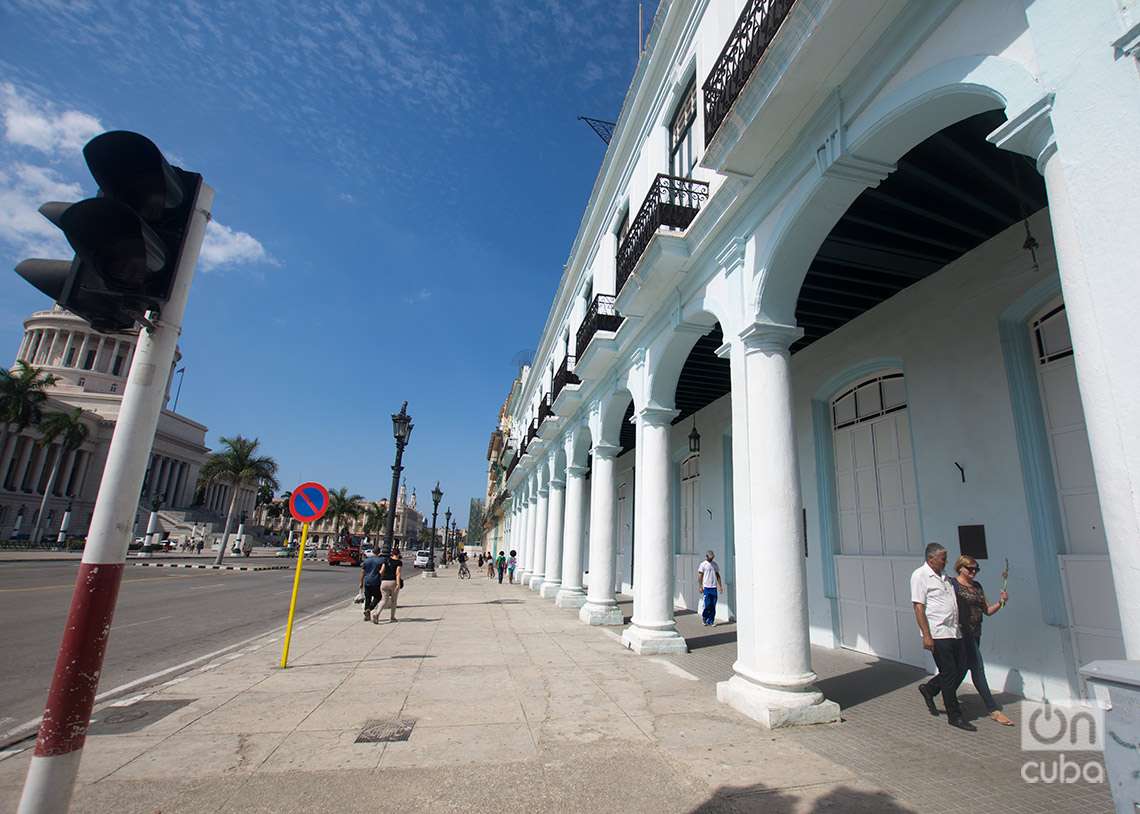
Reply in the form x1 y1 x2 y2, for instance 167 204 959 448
359 546 384 621
374 547 402 623
912 542 974 731
478 552 485 569
953 555 1013 726
507 549 517 584
487 553 495 578
195 539 203 555
697 550 723 626
496 550 507 583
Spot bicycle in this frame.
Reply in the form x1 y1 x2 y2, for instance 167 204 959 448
458 562 471 580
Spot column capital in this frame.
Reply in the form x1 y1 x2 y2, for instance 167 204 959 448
739 321 803 353
567 464 590 477
549 477 565 490
986 93 1057 174
592 442 621 460
538 485 550 497
636 405 680 427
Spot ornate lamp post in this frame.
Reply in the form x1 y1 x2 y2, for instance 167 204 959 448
443 507 451 565
450 518 458 561
427 481 442 576
382 402 414 556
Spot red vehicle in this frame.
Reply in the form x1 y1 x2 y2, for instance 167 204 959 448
327 542 362 567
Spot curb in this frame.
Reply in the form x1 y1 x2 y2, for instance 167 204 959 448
130 562 290 571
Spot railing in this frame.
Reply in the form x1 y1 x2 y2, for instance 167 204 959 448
552 355 580 401
575 294 624 359
616 174 710 294
703 0 796 144
538 394 553 425
506 455 519 481
526 417 539 446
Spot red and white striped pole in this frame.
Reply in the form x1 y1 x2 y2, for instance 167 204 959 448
18 182 213 814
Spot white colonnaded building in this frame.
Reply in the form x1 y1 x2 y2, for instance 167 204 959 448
483 0 1140 729
0 307 259 543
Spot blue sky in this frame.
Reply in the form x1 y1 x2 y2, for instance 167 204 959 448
0 0 658 523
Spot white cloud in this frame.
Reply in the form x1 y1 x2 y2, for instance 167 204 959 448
200 219 275 272
0 163 84 257
402 287 432 304
1 83 103 158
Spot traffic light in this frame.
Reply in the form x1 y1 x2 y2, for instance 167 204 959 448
14 131 202 333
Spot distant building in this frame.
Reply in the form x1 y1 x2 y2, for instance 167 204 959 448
1 307 210 540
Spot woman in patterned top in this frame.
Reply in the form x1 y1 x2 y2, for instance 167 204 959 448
953 555 1012 726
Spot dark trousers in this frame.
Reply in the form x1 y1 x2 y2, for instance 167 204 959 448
963 634 1000 712
497 565 505 584
925 637 967 719
363 584 381 613
702 587 718 624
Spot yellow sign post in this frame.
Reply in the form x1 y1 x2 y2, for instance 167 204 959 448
280 481 328 669
279 521 309 668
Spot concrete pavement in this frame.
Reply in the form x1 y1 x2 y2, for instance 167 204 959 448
0 569 1113 813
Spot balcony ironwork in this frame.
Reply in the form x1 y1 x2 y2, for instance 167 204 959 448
526 417 539 446
575 294 624 359
616 173 710 295
552 355 580 401
538 394 553 425
506 455 519 481
703 0 795 144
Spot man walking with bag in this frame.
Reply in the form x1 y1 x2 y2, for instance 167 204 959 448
360 545 384 621
697 550 723 626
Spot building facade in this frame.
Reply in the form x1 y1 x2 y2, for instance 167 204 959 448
486 0 1140 730
2 307 210 541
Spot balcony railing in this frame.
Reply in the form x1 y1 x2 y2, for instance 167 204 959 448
575 294 624 359
506 455 519 481
538 394 553 425
552 355 580 401
616 174 710 294
526 417 539 446
703 0 796 144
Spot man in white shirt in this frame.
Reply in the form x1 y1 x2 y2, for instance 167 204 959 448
911 542 974 731
697 550 723 626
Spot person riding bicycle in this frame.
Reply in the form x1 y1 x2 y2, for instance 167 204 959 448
457 549 470 579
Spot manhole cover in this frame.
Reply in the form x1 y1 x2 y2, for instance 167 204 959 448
355 718 415 743
101 708 150 725
89 699 193 735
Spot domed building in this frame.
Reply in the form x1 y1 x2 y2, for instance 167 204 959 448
0 306 219 542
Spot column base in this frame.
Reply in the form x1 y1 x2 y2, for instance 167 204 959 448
528 574 545 591
716 674 841 729
579 601 623 626
539 580 561 599
555 587 587 609
621 623 688 655
518 570 532 585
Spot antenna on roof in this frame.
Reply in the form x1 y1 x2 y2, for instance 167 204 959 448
578 116 616 145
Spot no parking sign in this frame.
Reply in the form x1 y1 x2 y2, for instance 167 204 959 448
281 480 329 669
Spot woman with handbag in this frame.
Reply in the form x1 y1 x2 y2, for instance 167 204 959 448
373 547 403 624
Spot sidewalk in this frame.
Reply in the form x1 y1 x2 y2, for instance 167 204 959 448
0 572 1112 813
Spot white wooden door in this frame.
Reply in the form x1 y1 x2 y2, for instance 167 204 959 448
675 455 700 610
617 481 634 593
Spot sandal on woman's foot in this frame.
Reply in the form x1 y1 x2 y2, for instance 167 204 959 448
990 711 1013 726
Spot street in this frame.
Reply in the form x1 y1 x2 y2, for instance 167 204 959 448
0 558 395 744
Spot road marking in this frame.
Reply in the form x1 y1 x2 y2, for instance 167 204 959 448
107 693 149 708
0 573 197 592
114 615 172 630
0 596 351 750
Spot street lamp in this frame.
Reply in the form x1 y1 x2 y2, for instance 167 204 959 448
381 401 413 556
443 506 451 565
427 481 442 576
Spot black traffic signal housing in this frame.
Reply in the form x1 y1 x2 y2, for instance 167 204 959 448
14 131 202 333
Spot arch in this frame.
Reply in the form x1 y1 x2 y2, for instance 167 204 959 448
566 422 594 468
596 387 635 448
645 309 720 408
754 55 1044 325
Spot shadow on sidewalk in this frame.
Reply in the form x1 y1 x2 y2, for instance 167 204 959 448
688 782 916 813
815 659 928 710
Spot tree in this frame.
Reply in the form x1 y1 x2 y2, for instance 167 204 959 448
326 487 364 537
0 361 59 475
362 501 387 538
30 408 88 544
200 435 278 564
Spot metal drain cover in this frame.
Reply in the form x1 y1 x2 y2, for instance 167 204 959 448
355 718 415 743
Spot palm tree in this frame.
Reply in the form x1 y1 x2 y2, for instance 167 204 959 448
0 361 59 477
30 408 88 544
326 487 364 539
199 435 278 564
362 501 387 540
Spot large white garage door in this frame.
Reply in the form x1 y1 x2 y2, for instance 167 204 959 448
1032 303 1124 670
832 373 926 668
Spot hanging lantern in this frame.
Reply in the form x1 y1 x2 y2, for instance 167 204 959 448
688 416 701 454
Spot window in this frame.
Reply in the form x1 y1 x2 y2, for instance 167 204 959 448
64 348 76 367
832 374 906 430
1033 305 1073 364
82 350 95 370
669 78 697 179
112 355 125 376
77 377 86 387
110 384 118 393
616 208 629 253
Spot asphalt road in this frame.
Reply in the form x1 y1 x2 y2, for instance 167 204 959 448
0 558 386 742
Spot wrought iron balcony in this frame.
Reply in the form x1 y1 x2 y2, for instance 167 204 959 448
552 355 580 401
703 0 795 145
526 417 539 446
616 174 710 294
538 394 553 425
575 294 624 360
506 455 519 481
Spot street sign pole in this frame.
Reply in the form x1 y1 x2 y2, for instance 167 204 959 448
18 183 213 814
279 521 310 668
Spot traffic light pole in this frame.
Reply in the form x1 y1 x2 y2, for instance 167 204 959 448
17 183 214 814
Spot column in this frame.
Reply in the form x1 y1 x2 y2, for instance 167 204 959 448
173 463 187 508
163 459 179 503
540 469 566 600
717 322 839 727
16 330 31 362
556 462 589 608
76 450 95 500
0 432 20 487
61 331 77 367
579 443 623 625
528 479 549 591
55 449 76 496
63 450 83 497
26 444 49 493
521 493 538 585
621 407 686 655
77 333 92 369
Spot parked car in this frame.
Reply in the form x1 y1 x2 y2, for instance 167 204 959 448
327 543 362 567
413 550 431 568
274 545 296 558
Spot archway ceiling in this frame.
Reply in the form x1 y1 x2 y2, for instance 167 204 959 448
792 109 1047 352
